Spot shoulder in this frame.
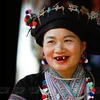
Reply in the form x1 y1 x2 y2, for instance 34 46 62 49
16 71 44 87
9 72 44 100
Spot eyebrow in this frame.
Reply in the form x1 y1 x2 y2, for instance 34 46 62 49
46 36 55 39
64 35 76 38
45 35 76 39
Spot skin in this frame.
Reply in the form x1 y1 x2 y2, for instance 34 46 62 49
43 28 86 83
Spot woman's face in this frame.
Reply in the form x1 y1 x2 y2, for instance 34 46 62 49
43 28 86 71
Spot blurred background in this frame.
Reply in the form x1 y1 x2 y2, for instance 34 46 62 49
7 0 100 99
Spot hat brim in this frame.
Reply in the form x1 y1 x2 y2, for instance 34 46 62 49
34 18 88 45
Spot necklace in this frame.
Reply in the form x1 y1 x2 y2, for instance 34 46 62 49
48 68 85 81
39 67 96 100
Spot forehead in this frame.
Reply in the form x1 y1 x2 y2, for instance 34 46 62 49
44 28 77 38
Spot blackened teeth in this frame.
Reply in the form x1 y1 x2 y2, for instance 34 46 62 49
55 56 69 61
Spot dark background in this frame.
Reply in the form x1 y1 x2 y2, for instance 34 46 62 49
6 0 22 99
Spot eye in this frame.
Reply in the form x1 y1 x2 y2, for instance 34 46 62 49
47 40 55 43
64 39 72 42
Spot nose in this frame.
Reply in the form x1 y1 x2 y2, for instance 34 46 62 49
54 42 66 53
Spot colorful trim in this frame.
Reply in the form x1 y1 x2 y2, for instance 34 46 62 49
24 2 100 30
8 94 26 100
39 65 96 100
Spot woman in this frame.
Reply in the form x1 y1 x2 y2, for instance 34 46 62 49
8 2 100 100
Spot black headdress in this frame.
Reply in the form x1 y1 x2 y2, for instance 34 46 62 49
24 2 100 55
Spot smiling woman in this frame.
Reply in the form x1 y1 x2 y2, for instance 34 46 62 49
43 28 86 74
8 1 100 100
43 28 86 84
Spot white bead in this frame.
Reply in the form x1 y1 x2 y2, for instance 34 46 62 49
41 60 45 65
85 59 88 63
91 96 94 98
56 93 60 99
87 95 94 99
32 26 36 29
86 77 90 81
43 98 47 100
43 88 48 92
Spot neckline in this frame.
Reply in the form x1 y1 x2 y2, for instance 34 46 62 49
40 67 96 100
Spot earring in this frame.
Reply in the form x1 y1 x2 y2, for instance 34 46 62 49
79 52 88 64
41 53 48 65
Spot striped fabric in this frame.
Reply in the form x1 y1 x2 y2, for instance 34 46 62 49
45 65 86 100
8 94 26 100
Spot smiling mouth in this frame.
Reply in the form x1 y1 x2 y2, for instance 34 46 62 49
54 56 69 61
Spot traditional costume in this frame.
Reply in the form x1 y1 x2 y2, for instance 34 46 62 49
9 2 100 100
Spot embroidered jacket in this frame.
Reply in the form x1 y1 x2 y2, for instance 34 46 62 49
8 70 100 100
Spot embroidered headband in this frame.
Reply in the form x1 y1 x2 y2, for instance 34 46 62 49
24 3 100 55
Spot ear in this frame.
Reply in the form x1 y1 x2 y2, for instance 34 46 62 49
81 41 86 54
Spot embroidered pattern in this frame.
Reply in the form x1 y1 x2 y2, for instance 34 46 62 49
68 4 79 13
89 11 99 20
24 3 100 30
96 17 100 25
39 65 96 100
80 6 89 15
8 94 26 100
44 65 86 100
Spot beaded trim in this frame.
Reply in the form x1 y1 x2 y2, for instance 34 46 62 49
24 2 100 31
8 94 26 100
39 66 96 100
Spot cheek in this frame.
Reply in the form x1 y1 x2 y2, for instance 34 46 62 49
43 46 52 58
67 43 82 55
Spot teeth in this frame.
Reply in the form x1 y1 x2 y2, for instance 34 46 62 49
56 57 66 60
63 57 65 59
57 58 59 60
